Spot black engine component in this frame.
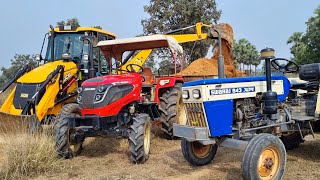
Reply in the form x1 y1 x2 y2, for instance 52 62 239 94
299 63 320 81
234 98 257 122
289 94 317 117
262 91 278 114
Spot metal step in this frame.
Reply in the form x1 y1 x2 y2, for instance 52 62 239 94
292 115 316 121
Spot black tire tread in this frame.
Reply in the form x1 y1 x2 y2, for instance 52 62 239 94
55 103 82 159
280 132 304 150
181 138 218 166
159 83 182 139
242 134 286 180
128 113 151 164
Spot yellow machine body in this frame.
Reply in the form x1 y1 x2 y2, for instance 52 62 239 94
0 26 116 130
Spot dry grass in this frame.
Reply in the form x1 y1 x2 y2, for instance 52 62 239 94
0 126 61 180
31 134 320 180
0 85 13 106
0 86 61 179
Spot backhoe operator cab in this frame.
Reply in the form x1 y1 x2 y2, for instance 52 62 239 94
0 25 116 131
42 25 116 80
54 35 185 163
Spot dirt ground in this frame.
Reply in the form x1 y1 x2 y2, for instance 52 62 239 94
29 134 320 180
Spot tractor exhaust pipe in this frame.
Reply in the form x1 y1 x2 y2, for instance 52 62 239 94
211 27 224 78
50 25 55 62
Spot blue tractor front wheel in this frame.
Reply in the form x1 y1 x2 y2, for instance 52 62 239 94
181 138 218 166
242 133 286 180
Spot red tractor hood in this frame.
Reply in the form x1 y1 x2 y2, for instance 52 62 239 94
79 73 143 117
82 73 142 87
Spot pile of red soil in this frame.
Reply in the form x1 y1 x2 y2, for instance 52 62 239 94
181 23 244 79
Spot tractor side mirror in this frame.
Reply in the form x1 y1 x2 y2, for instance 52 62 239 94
35 54 42 61
81 37 90 63
62 53 71 60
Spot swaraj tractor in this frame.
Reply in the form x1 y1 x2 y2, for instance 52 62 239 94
54 35 186 163
0 25 117 131
173 47 319 179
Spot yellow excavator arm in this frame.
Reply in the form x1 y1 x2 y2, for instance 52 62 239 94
121 22 212 71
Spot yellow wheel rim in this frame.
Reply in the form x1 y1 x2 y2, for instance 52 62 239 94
191 141 212 158
178 96 187 125
258 146 280 179
143 120 151 155
70 144 81 153
68 113 81 154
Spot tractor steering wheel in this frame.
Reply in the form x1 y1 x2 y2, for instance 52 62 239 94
270 58 299 73
126 64 144 73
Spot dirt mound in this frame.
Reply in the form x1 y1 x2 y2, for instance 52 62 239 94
182 23 243 79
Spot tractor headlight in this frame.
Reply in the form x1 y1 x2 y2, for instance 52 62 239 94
77 95 82 102
95 94 103 102
97 85 108 93
182 90 189 99
192 89 201 99
77 87 83 94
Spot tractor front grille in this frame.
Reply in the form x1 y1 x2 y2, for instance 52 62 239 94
185 103 208 128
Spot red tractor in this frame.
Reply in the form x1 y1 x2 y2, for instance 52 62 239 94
54 35 185 163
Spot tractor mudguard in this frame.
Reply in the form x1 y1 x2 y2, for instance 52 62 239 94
155 77 183 104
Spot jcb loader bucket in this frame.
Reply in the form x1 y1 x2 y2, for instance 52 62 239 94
0 111 41 133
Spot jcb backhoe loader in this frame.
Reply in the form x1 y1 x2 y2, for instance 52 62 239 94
0 25 117 132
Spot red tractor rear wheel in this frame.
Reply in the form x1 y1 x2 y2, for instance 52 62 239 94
159 83 186 139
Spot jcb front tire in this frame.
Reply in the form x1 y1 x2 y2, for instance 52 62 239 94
242 133 286 180
128 113 151 164
159 83 186 139
55 103 83 159
181 138 218 166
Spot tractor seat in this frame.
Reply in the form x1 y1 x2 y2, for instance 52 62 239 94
289 78 307 89
142 68 155 85
289 78 319 90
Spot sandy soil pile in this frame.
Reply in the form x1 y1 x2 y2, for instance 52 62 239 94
182 23 244 78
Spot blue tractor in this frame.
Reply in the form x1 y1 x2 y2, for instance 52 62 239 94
174 46 319 179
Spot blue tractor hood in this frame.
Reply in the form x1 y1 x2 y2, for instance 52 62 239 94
183 75 291 102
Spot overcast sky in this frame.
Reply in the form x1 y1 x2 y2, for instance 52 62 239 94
0 0 319 68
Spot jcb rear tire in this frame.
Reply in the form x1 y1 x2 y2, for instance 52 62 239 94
55 103 83 159
128 113 151 164
242 133 286 180
181 138 218 166
280 132 304 150
159 83 186 139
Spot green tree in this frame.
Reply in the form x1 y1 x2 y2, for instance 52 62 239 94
0 54 37 85
288 6 320 65
252 57 260 75
57 18 80 27
143 54 157 73
93 25 103 30
56 18 103 31
142 0 221 63
232 38 259 74
287 32 307 64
